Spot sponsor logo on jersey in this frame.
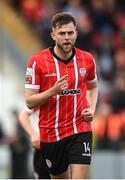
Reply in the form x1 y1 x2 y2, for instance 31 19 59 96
26 68 33 76
79 68 86 77
58 89 81 96
45 73 57 77
26 68 33 84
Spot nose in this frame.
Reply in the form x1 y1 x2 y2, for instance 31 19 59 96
65 33 69 40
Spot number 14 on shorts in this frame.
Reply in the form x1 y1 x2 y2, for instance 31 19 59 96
82 142 91 157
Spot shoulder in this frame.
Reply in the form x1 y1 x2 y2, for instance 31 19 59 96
75 47 95 65
75 47 94 59
29 48 50 61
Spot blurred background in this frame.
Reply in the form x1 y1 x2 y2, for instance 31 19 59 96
0 0 125 178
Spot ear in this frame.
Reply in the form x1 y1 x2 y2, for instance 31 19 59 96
50 32 56 41
75 31 78 39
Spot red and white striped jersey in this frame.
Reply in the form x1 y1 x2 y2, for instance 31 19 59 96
25 47 97 142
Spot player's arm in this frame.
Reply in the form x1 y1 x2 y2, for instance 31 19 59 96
25 75 68 109
86 80 98 113
19 107 40 149
81 80 98 122
81 53 98 122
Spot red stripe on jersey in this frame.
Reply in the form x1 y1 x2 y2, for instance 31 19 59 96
39 53 58 141
57 61 68 137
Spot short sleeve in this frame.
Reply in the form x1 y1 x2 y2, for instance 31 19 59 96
86 53 97 83
24 105 33 114
24 105 38 114
25 55 40 90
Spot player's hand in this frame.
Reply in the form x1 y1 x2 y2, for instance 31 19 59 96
50 75 68 95
30 132 40 150
81 108 94 122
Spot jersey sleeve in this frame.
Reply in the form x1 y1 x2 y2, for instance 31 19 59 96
86 53 97 83
24 105 33 114
25 55 41 90
24 105 39 114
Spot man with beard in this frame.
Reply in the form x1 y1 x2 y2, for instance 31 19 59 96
25 12 98 179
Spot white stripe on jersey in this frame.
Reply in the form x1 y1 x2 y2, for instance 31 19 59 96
24 105 33 114
54 58 60 141
32 61 36 84
25 84 40 89
73 56 78 134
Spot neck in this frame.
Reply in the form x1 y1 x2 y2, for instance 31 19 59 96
54 46 72 61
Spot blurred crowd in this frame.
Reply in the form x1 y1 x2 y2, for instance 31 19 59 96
4 0 125 150
0 109 31 178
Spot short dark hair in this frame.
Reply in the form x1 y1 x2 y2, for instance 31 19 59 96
51 12 76 29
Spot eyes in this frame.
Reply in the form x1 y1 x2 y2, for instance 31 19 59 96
58 31 75 36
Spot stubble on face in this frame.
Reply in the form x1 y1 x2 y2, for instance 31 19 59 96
57 40 75 53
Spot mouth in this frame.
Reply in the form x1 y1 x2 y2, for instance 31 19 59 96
63 43 71 46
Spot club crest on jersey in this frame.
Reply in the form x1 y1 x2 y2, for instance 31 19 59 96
79 68 86 77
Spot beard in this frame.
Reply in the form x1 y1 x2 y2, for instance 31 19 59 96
57 41 75 53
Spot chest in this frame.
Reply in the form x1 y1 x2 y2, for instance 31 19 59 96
39 57 88 89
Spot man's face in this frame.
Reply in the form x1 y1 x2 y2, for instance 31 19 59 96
51 22 78 53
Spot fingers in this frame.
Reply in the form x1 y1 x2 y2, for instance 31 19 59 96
59 75 68 86
31 133 40 149
60 84 68 90
32 141 40 149
57 75 68 91
81 108 94 122
60 80 68 89
59 74 68 82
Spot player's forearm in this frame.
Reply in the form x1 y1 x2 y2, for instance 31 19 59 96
86 87 98 114
19 111 36 136
26 87 56 109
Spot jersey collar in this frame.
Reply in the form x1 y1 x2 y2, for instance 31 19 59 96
49 46 75 65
